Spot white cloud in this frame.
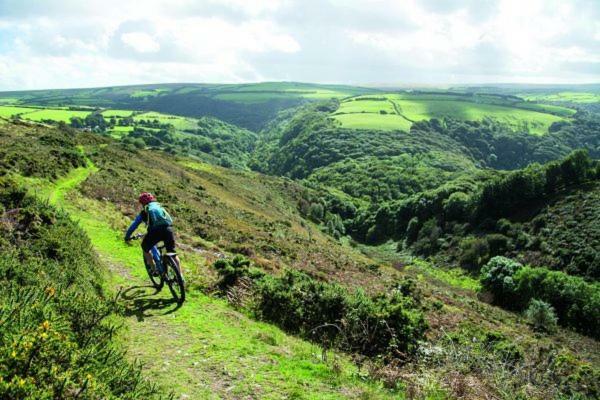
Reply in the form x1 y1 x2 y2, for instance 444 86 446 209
0 0 597 89
121 32 160 53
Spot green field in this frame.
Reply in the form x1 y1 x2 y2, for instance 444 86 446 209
0 97 19 105
332 94 566 135
333 112 412 131
24 108 91 122
134 111 199 130
0 105 91 122
519 91 600 103
0 105 42 118
101 109 135 117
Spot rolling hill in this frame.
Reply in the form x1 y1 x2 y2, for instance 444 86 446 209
2 119 599 399
1 80 599 399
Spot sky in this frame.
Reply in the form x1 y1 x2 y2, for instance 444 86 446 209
0 0 598 90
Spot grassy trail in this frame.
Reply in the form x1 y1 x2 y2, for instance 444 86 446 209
35 163 402 399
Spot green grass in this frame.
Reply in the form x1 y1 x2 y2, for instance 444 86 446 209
405 260 481 292
332 94 566 135
15 152 410 399
333 112 412 131
0 97 19 105
102 109 135 117
134 111 198 130
514 102 577 117
130 88 168 98
0 105 41 118
335 98 396 114
519 91 600 103
108 125 135 138
22 108 91 123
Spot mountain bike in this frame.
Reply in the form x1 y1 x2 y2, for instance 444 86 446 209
130 233 186 304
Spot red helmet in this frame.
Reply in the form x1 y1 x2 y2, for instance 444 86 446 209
138 192 156 205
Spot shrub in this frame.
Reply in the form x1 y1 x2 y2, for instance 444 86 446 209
480 256 523 307
0 179 159 399
480 256 600 338
486 233 510 256
404 217 420 245
525 299 558 333
412 218 441 256
459 237 490 270
254 270 426 357
213 255 252 290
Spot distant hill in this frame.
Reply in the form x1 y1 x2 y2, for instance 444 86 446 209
0 82 377 131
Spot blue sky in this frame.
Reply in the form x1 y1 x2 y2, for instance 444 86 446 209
0 0 598 90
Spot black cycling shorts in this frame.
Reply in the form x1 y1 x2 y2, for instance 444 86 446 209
142 225 176 253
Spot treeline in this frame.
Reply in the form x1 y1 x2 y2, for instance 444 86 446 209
120 93 303 131
413 114 600 170
349 151 599 271
481 257 599 338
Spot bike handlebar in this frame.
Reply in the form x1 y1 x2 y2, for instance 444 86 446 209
127 233 145 241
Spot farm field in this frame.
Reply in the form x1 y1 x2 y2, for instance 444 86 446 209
331 94 566 135
133 111 199 130
24 108 91 122
0 105 91 122
212 82 362 103
101 109 135 117
0 105 41 118
519 91 600 103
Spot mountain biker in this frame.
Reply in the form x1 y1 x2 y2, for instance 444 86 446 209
124 192 182 278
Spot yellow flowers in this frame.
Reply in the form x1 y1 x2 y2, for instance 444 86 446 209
86 373 93 380
11 350 16 358
41 320 51 330
45 286 56 297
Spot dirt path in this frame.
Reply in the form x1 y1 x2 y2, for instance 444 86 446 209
37 162 399 399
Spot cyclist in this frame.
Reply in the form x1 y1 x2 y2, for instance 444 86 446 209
124 192 182 278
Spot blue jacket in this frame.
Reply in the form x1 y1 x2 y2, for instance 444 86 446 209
125 214 162 270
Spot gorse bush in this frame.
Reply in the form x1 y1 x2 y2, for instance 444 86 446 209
213 259 427 358
253 270 427 358
0 178 159 399
525 299 558 333
480 257 600 338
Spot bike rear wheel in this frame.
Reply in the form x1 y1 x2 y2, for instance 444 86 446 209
144 258 164 290
164 256 185 304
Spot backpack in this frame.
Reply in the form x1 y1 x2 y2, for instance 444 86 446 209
144 202 173 228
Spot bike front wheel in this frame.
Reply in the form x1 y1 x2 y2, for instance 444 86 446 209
164 256 185 304
144 258 164 290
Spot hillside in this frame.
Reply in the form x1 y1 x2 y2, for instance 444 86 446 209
0 82 377 131
331 93 573 135
1 120 598 399
0 105 257 169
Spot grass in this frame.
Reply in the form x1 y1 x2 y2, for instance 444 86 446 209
0 105 41 118
130 88 168 98
102 109 135 117
519 91 600 103
19 157 410 400
0 97 19 104
0 105 98 124
332 94 566 135
333 112 412 131
133 111 198 130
